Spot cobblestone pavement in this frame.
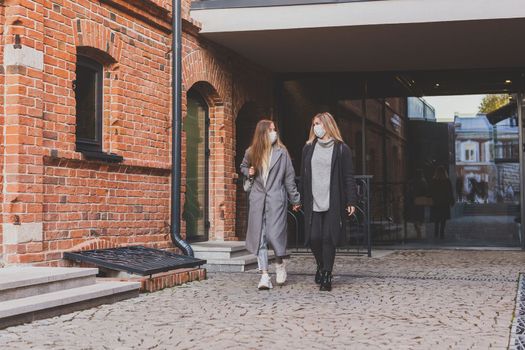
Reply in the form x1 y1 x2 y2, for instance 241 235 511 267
1 250 524 350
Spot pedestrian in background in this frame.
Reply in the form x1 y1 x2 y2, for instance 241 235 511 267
300 112 357 291
240 119 301 290
408 169 429 239
430 166 454 239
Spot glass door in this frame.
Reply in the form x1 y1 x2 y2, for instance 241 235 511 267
183 90 209 242
518 92 525 248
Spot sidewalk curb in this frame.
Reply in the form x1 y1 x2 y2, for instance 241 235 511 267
509 273 525 349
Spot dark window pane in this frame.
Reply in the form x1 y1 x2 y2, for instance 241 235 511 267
75 56 102 151
75 65 98 140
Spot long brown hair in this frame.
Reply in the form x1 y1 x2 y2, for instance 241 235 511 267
248 119 284 173
307 112 344 144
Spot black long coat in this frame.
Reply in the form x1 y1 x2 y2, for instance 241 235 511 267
299 140 357 246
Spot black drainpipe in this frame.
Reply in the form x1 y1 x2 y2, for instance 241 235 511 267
170 0 194 256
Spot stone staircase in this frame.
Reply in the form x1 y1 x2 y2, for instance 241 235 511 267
192 241 274 272
0 267 140 329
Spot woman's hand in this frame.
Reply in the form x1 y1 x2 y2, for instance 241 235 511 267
248 166 255 177
346 205 355 216
292 204 301 212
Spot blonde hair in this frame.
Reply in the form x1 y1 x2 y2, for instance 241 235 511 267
307 112 344 144
248 119 285 174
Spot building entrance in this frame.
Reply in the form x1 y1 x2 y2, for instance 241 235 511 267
279 69 525 248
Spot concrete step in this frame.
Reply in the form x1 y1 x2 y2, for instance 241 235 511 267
193 241 248 260
193 241 283 272
0 267 98 302
194 249 249 260
0 281 140 329
203 252 275 272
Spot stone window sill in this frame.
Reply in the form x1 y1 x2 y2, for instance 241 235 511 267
79 150 124 163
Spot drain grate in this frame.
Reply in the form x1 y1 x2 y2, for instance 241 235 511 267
271 272 517 283
333 273 518 283
64 246 206 276
228 270 517 283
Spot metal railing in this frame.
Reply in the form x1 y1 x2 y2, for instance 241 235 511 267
368 181 406 243
287 175 372 257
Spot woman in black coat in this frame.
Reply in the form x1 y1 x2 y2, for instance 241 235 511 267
430 166 454 239
299 112 357 291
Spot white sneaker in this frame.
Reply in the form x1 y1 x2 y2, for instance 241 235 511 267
258 273 273 290
275 261 287 285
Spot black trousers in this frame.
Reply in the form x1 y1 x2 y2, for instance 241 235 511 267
310 211 336 272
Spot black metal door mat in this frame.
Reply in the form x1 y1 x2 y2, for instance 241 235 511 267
64 246 206 276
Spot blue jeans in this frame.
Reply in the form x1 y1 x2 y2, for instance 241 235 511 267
257 216 269 271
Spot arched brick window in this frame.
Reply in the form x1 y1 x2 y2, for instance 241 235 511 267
184 88 210 242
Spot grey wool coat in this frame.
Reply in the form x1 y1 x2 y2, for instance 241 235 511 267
240 146 300 256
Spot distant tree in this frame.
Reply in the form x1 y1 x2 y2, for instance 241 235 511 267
479 94 511 114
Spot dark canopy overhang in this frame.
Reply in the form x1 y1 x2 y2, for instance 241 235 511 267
486 102 517 125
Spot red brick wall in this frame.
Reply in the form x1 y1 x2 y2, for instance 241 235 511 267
41 0 172 266
0 4 4 265
41 158 171 264
2 0 46 265
1 0 274 266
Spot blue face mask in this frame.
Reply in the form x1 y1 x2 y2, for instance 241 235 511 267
268 131 278 144
313 124 326 138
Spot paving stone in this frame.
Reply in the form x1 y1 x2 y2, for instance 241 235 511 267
0 250 523 349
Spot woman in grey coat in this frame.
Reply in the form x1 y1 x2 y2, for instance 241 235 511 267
240 119 301 290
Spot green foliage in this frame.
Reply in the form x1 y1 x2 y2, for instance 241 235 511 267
479 94 511 114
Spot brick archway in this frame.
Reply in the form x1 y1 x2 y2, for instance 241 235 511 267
183 75 235 241
73 19 123 63
182 50 229 100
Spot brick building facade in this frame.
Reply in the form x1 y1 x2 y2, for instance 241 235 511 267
0 0 273 266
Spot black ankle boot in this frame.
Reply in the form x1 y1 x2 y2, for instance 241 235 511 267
319 271 332 291
315 265 322 284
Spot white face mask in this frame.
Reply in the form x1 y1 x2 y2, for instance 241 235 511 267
313 124 326 138
268 131 278 144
